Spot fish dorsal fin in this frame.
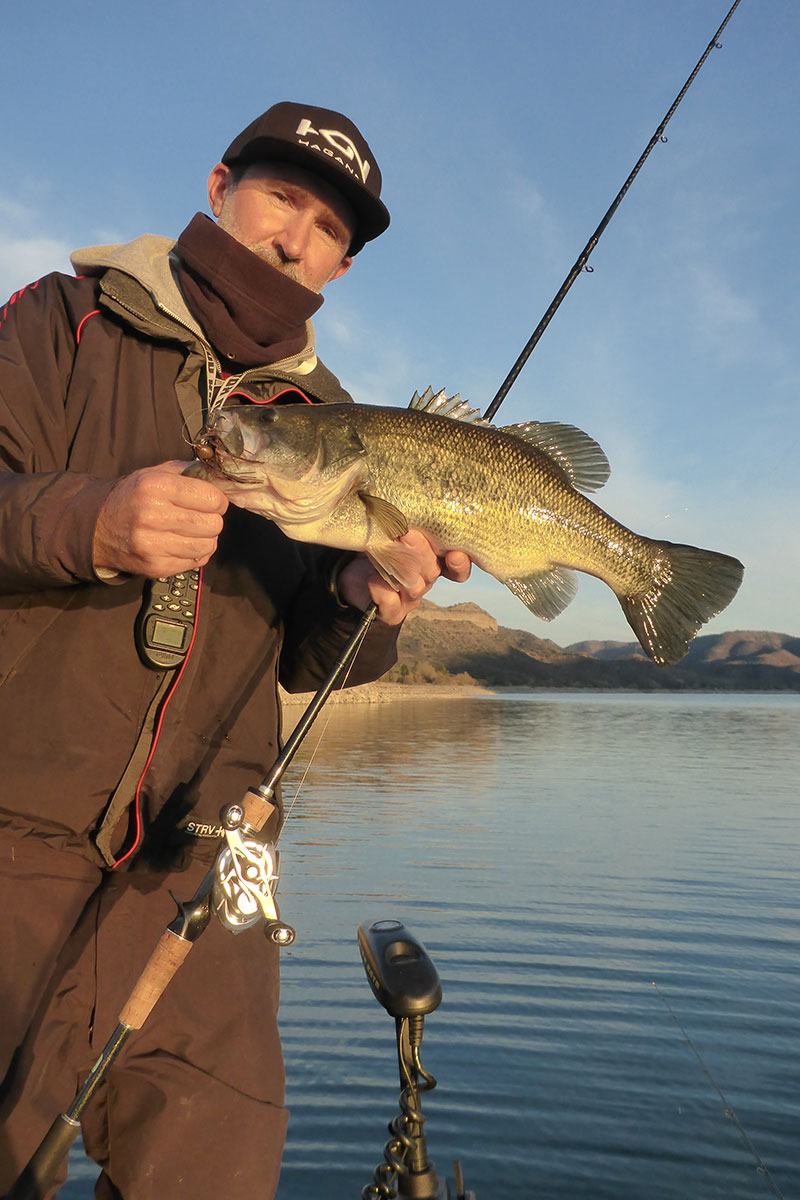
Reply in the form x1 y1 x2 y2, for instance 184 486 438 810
358 492 409 540
499 421 610 493
408 387 490 427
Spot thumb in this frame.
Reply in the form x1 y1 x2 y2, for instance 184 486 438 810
158 459 197 475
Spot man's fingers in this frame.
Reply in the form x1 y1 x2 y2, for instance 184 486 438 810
158 459 199 475
404 577 432 601
144 463 229 514
397 530 440 583
397 532 471 586
141 554 213 580
329 537 473 627
366 576 406 625
169 476 229 515
93 461 230 577
441 550 472 583
152 533 219 562
146 505 225 538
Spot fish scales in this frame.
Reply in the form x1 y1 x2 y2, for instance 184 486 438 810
318 406 649 593
190 400 744 665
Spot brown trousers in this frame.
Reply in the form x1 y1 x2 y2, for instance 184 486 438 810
0 832 287 1199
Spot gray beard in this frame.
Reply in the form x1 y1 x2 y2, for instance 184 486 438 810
215 203 325 291
247 242 313 289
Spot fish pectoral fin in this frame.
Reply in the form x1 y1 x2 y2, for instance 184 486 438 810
367 542 423 591
358 492 409 540
505 568 578 620
499 422 611 493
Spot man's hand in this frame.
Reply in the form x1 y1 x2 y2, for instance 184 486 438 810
92 461 229 578
336 530 472 626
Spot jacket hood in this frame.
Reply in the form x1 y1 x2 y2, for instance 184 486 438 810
70 234 318 375
72 234 197 331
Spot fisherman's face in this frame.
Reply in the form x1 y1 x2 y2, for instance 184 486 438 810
208 161 354 292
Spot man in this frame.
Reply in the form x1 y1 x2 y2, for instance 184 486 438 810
0 102 470 1199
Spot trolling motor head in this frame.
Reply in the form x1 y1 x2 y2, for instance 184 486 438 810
358 921 474 1199
358 920 442 1019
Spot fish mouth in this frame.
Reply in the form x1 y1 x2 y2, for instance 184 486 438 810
197 411 365 488
195 432 367 523
198 449 265 486
194 425 269 485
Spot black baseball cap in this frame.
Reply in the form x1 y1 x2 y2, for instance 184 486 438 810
221 101 390 255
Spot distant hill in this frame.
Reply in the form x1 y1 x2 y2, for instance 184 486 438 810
388 602 800 692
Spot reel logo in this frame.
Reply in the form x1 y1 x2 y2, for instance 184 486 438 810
295 118 371 183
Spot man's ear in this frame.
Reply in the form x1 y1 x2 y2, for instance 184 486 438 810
328 255 353 284
208 163 234 217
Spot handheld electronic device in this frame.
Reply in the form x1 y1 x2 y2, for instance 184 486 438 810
135 570 200 670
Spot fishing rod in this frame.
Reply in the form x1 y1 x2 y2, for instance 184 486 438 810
5 5 745 1198
485 0 743 421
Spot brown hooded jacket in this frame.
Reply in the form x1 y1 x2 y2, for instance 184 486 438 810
0 236 398 867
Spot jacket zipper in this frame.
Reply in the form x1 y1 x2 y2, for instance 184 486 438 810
105 287 314 395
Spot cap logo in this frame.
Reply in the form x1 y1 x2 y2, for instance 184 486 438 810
295 118 371 184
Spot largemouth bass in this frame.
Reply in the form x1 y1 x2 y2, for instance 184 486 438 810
189 391 743 665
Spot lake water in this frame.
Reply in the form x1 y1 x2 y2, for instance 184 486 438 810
63 692 799 1198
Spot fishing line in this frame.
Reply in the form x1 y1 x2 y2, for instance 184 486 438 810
651 980 785 1199
280 612 373 829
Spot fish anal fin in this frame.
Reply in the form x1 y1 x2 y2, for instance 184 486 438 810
500 421 611 493
358 492 409 540
505 567 578 620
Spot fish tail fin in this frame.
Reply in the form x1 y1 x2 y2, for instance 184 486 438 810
618 541 744 665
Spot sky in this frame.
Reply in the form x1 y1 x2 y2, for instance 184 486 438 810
2 1 797 646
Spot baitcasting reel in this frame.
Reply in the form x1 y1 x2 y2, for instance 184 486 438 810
212 801 296 946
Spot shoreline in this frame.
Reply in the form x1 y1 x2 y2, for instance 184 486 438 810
280 682 799 706
279 682 492 706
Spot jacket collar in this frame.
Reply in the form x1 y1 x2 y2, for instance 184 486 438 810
70 234 320 377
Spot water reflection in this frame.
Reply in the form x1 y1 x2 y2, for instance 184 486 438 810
63 693 800 1198
285 694 505 792
277 693 800 1200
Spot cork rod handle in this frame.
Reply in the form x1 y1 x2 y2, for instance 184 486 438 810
119 930 193 1028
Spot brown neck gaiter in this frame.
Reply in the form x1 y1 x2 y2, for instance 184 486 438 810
173 214 323 368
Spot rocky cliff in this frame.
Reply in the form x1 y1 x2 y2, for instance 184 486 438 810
390 602 800 691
